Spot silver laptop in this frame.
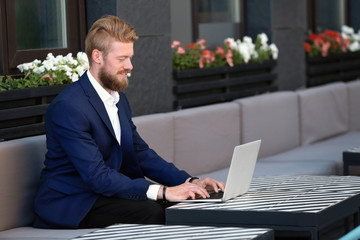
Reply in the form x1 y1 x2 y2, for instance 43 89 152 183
180 139 261 203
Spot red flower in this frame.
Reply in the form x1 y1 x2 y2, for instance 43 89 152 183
313 37 324 49
199 50 215 68
225 40 233 48
41 74 54 82
309 34 318 41
171 40 181 49
186 43 197 49
342 38 351 52
216 46 225 57
177 47 185 55
225 49 234 67
199 57 205 69
322 42 331 57
197 39 207 49
304 42 311 52
325 30 342 46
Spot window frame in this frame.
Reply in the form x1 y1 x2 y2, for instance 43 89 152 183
0 0 86 75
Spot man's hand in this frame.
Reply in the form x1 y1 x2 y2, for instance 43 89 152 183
157 177 225 201
190 177 225 194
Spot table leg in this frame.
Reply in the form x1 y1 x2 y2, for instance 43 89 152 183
343 162 349 175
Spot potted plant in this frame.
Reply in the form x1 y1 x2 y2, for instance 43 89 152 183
171 33 279 109
304 26 360 87
0 52 89 141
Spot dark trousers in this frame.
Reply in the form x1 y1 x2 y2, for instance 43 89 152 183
78 196 176 228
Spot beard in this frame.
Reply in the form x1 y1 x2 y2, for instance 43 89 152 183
99 66 130 92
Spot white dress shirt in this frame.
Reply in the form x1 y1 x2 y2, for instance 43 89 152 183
87 71 121 145
87 71 160 200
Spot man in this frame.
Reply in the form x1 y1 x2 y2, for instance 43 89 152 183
33 15 225 229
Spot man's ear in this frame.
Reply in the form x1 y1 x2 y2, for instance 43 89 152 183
92 49 102 64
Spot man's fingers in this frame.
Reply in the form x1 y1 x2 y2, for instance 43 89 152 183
192 185 209 199
197 178 226 193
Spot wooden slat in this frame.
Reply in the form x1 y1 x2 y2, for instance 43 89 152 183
173 60 277 79
0 104 49 121
174 73 277 94
0 84 68 101
0 123 45 141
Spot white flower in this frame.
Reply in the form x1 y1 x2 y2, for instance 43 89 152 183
77 52 88 62
55 55 65 65
270 43 279 59
13 51 89 88
224 38 237 49
238 43 251 63
43 61 54 71
71 73 79 82
243 36 253 44
76 65 85 76
64 53 73 61
17 64 25 72
342 25 354 36
60 65 72 72
32 59 41 66
349 41 360 52
353 33 360 42
46 53 55 60
18 63 31 72
33 66 45 74
259 33 269 47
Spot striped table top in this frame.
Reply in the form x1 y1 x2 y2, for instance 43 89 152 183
166 175 360 240
73 224 273 240
169 175 360 213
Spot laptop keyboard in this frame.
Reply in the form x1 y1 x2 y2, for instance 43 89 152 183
194 191 224 200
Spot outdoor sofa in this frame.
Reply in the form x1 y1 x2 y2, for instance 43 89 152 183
1 80 359 239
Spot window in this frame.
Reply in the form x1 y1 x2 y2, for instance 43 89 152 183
0 0 86 75
15 0 68 50
192 0 245 48
308 0 349 33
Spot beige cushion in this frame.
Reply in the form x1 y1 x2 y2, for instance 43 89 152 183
133 113 175 163
235 91 300 158
173 102 241 176
297 82 349 145
347 80 360 131
0 135 46 231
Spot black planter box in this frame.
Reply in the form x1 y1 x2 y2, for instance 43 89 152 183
306 52 360 87
0 84 69 141
173 60 278 109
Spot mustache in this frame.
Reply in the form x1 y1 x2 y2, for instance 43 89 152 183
117 70 131 75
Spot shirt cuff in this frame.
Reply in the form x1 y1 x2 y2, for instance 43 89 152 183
146 184 161 200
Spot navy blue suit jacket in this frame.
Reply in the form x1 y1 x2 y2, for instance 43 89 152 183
33 72 190 228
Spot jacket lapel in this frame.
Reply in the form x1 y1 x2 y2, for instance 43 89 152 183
117 97 144 179
79 72 117 141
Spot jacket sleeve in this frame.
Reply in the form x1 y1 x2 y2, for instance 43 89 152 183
119 93 191 186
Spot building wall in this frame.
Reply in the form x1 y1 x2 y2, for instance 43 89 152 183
86 0 358 116
170 0 193 45
271 0 308 90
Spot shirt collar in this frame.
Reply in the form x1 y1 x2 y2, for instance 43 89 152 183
87 70 119 106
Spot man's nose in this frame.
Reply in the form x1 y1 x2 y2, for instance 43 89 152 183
124 58 133 70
